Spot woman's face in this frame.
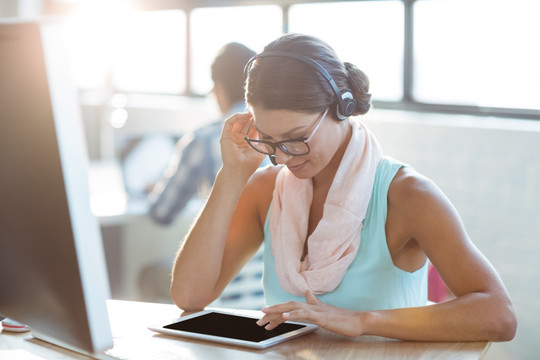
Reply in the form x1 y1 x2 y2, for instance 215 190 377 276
251 107 349 179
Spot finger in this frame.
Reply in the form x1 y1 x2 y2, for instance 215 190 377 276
221 114 253 147
245 118 260 140
261 301 303 315
256 312 282 326
282 308 313 323
256 314 270 326
263 315 287 330
224 112 252 134
257 313 286 330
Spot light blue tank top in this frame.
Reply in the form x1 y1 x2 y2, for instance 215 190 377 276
262 157 428 311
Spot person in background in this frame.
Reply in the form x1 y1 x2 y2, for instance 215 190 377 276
139 43 259 303
148 42 256 225
169 33 517 342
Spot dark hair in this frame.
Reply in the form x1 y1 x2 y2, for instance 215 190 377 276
211 42 256 104
245 33 371 117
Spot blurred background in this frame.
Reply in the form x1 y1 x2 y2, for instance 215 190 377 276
1 1 539 359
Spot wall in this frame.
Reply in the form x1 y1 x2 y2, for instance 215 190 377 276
364 109 540 360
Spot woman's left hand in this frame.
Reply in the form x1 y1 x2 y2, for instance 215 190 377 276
257 291 364 338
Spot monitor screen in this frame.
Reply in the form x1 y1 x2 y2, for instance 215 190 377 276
0 20 113 354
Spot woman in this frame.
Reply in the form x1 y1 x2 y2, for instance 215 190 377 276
170 33 516 341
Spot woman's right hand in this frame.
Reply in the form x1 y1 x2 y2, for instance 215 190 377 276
220 112 266 178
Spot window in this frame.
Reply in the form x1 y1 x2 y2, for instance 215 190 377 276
414 0 540 110
289 1 404 101
112 10 186 94
189 5 283 95
59 0 539 119
67 8 186 94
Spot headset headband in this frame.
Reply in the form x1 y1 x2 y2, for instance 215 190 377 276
243 51 357 120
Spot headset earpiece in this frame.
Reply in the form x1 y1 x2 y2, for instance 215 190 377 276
337 89 356 121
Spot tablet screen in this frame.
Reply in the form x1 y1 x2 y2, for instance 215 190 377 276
163 311 305 343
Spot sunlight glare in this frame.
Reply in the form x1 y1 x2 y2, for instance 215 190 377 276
65 0 136 89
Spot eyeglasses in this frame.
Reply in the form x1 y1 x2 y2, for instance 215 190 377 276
244 107 329 156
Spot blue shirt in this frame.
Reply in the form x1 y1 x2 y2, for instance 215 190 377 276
148 102 245 225
262 157 428 311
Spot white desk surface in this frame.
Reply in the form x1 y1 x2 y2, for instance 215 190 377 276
0 300 490 360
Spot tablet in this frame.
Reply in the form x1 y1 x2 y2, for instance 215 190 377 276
148 309 318 349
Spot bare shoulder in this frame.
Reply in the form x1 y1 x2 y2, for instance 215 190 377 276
246 164 282 190
386 165 467 247
241 164 282 225
387 165 471 257
243 165 281 202
388 166 448 216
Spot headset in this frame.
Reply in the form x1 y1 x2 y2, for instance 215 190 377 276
243 51 358 121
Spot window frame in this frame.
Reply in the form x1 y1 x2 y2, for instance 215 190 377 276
43 0 540 120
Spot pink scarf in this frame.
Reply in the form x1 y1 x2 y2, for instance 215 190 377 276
270 119 383 296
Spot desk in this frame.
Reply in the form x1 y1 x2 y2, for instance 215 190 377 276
0 300 490 360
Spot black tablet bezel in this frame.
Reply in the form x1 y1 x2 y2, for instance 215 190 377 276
149 309 318 349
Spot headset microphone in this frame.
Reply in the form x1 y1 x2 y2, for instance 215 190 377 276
269 154 278 166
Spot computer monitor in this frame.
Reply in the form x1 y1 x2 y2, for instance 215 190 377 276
0 19 113 355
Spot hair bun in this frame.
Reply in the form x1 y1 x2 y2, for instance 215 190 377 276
344 62 371 115
355 93 371 115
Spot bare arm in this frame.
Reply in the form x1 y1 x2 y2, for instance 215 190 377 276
260 168 517 341
170 113 271 311
361 169 516 341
